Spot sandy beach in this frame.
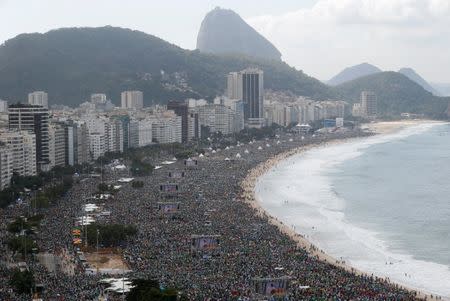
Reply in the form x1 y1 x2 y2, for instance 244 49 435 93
241 120 445 300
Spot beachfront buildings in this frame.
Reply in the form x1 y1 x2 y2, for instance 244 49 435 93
121 91 144 110
227 69 265 128
353 91 377 119
28 91 49 109
0 142 12 190
0 129 37 177
8 104 50 171
263 91 346 127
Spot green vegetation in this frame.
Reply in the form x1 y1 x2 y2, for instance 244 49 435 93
9 269 35 295
335 72 449 118
86 224 137 247
0 164 83 208
7 237 38 256
130 159 154 177
131 181 144 188
7 215 43 234
126 279 182 301
0 26 332 107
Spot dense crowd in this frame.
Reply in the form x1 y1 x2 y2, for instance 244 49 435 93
0 130 430 300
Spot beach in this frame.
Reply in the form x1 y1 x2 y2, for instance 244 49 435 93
243 120 447 300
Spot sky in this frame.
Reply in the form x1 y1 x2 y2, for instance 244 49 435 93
0 0 449 83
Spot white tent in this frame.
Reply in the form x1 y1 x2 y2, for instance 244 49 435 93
258 146 263 150
266 144 271 147
236 153 241 158
244 149 249 154
199 153 204 158
289 138 293 142
224 157 231 161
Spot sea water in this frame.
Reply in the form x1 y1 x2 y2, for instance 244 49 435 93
255 123 450 298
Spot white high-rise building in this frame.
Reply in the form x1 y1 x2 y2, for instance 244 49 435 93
138 120 153 147
121 91 144 110
28 91 49 108
0 99 8 112
0 129 37 177
89 133 107 160
48 122 66 168
150 111 182 144
91 93 107 104
0 143 12 190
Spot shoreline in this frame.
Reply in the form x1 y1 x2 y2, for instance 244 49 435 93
241 121 445 300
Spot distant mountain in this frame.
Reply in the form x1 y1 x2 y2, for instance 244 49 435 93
431 83 450 97
0 26 331 107
328 63 382 86
335 72 449 118
398 68 440 96
197 7 282 61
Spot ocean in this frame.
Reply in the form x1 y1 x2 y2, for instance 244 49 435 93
255 123 450 298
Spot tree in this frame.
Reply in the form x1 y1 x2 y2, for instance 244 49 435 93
7 237 37 256
126 279 179 301
9 269 35 295
86 224 137 247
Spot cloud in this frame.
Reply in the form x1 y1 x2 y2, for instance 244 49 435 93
247 0 450 81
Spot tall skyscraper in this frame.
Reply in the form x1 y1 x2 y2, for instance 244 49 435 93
361 91 377 118
167 101 189 143
28 91 49 109
121 91 144 110
227 68 264 128
8 104 50 171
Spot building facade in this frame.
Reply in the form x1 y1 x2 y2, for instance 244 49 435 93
121 91 144 110
8 104 50 171
0 129 37 177
28 91 49 109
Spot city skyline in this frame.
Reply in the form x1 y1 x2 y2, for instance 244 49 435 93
0 0 449 82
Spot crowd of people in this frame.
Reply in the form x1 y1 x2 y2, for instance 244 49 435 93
0 129 432 300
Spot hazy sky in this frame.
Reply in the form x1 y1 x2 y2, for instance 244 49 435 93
0 0 449 82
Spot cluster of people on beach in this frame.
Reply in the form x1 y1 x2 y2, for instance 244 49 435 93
0 129 437 300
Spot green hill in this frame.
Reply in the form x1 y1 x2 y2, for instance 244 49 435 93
0 26 331 107
334 72 449 118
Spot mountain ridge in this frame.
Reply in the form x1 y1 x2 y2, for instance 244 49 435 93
328 63 382 86
398 67 440 96
196 7 282 61
0 26 330 107
334 71 448 118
